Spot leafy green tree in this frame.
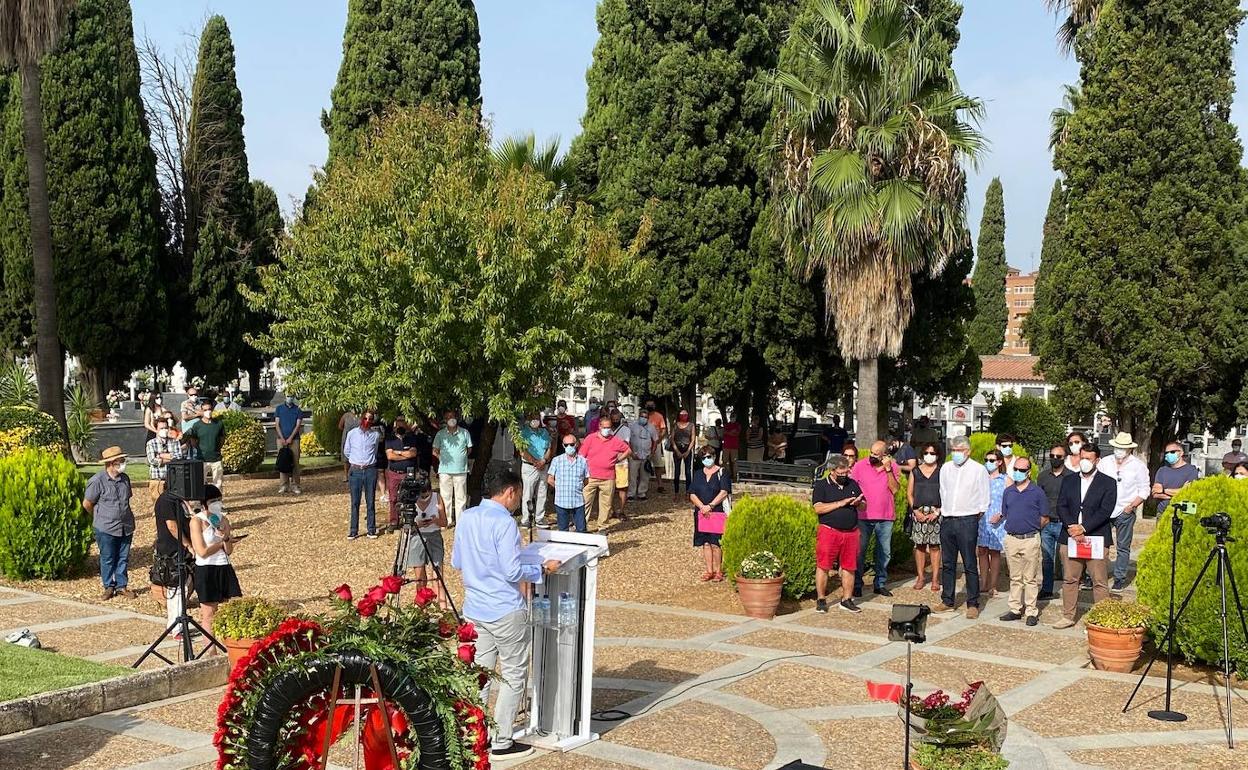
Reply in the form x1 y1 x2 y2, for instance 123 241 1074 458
239 179 282 391
1024 179 1065 353
989 393 1066 457
323 0 481 162
569 0 800 416
251 107 648 424
184 15 255 383
1030 0 1248 457
968 178 1008 356
771 0 984 445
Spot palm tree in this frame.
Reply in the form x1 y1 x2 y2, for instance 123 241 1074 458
0 0 74 434
1048 83 1082 151
492 133 572 199
1045 0 1107 54
770 0 984 445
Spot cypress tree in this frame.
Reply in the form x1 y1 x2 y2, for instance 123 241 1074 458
1031 0 1247 451
239 179 282 388
1024 179 1065 351
184 15 255 383
323 0 481 161
570 0 799 411
968 177 1008 356
0 76 30 353
0 0 166 398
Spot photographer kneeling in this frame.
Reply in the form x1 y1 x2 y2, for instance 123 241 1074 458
189 485 243 631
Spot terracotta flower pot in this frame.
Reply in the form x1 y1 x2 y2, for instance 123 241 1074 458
223 636 259 668
1086 623 1145 672
737 575 785 620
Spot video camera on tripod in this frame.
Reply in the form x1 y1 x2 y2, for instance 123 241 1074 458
1172 500 1233 538
395 467 431 530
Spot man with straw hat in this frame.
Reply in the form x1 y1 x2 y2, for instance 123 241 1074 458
82 446 135 599
1097 431 1150 593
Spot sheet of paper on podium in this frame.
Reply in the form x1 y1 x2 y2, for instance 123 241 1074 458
520 541 587 566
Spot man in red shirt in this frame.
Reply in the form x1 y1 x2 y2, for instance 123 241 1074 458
554 399 577 439
646 399 668 493
721 414 742 481
579 413 631 530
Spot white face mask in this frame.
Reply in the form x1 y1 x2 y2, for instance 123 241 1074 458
1113 448 1128 460
529 419 541 429
446 418 457 429
599 427 612 437
1079 458 1095 474
116 461 127 474
1069 442 1083 454
557 407 566 415
923 453 937 464
208 501 224 516
158 428 169 439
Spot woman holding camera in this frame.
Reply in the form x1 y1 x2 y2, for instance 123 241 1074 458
190 485 243 631
405 483 449 608
907 442 943 592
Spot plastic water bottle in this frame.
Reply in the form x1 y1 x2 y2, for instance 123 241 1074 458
557 592 577 630
532 595 550 627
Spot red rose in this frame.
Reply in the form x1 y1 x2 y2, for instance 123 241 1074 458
457 644 475 664
414 586 437 607
365 585 388 604
357 597 380 617
457 622 479 643
380 575 404 594
332 584 353 602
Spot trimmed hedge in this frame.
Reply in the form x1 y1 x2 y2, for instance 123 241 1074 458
988 394 1065 460
1137 476 1248 677
0 406 65 455
218 410 265 474
313 410 343 457
722 494 816 599
0 449 91 579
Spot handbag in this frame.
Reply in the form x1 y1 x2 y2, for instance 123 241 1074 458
149 548 191 588
275 445 295 474
697 511 727 534
718 469 733 514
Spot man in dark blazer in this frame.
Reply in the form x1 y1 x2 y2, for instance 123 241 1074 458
1052 443 1117 628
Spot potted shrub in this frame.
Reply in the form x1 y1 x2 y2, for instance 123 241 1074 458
912 744 1008 770
1084 599 1150 672
736 551 785 619
212 597 288 667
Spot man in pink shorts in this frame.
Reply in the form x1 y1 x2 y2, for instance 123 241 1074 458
813 455 866 613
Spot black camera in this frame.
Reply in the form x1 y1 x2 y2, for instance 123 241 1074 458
396 467 430 528
1200 511 1232 537
888 604 930 643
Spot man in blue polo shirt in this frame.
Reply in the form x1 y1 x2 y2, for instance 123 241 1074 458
275 395 303 495
999 456 1048 626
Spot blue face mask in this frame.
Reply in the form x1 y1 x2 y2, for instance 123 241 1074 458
701 457 714 468
1011 470 1028 484
563 444 576 456
952 451 967 465
1164 451 1179 465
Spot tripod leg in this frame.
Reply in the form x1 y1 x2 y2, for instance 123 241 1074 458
1217 549 1234 749
1222 557 1248 645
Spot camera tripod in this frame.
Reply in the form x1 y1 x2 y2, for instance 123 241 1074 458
391 514 461 622
1123 521 1248 748
134 509 224 667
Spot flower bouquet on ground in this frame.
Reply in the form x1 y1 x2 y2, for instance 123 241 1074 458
901 681 1007 752
214 577 492 770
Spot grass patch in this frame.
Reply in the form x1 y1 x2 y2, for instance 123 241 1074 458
0 643 131 701
76 453 340 482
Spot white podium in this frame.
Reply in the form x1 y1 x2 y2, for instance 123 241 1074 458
517 529 609 752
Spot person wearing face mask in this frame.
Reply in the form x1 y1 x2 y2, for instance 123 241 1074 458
705 419 723 464
274 395 304 495
609 409 632 517
384 416 422 532
161 410 181 442
813 455 865 613
179 386 201 431
579 413 632 530
689 445 732 582
937 435 989 618
1053 443 1117 628
185 402 226 491
976 451 1008 602
144 394 163 442
83 446 136 600
907 443 943 593
1064 432 1088 474
1097 432 1151 593
745 415 767 464
583 397 600 437
338 407 359 481
547 435 590 532
627 408 658 501
433 410 473 528
850 440 901 597
1222 438 1247 475
1036 443 1071 600
404 475 449 608
1233 461 1248 479
145 417 184 505
451 470 561 763
190 485 243 630
669 410 695 500
344 409 382 539
225 393 243 412
1153 441 1199 515
519 412 554 527
554 400 577 439
995 433 1023 484
999 458 1048 626
645 399 669 493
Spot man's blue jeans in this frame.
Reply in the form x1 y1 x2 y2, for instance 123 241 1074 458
349 467 378 537
1040 520 1064 595
854 519 893 592
94 529 132 589
555 505 587 533
1113 512 1136 583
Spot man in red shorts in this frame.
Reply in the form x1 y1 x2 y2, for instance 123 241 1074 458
813 455 865 613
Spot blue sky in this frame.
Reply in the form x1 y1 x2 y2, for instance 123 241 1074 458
130 1 1248 270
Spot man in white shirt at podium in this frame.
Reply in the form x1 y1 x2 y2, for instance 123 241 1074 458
452 468 561 762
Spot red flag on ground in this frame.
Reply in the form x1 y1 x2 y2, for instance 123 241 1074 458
866 680 904 703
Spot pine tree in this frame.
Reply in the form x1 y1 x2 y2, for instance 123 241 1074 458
570 0 800 413
184 15 255 383
1024 179 1065 352
968 177 1008 356
1031 0 1248 454
323 0 481 161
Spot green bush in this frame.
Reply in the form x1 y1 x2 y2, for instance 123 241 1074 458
988 394 1064 460
0 449 91 579
312 410 343 457
1137 476 1248 677
1084 599 1151 629
913 744 1008 770
218 410 265 474
211 596 287 640
0 406 65 455
722 495 816 599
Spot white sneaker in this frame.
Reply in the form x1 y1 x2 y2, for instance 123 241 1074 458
291 486 302 495
277 485 288 494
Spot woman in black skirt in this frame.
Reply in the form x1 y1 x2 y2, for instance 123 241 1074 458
189 485 243 629
907 442 943 592
689 445 732 583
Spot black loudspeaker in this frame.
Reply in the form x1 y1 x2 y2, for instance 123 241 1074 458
167 459 205 501
776 762 829 770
